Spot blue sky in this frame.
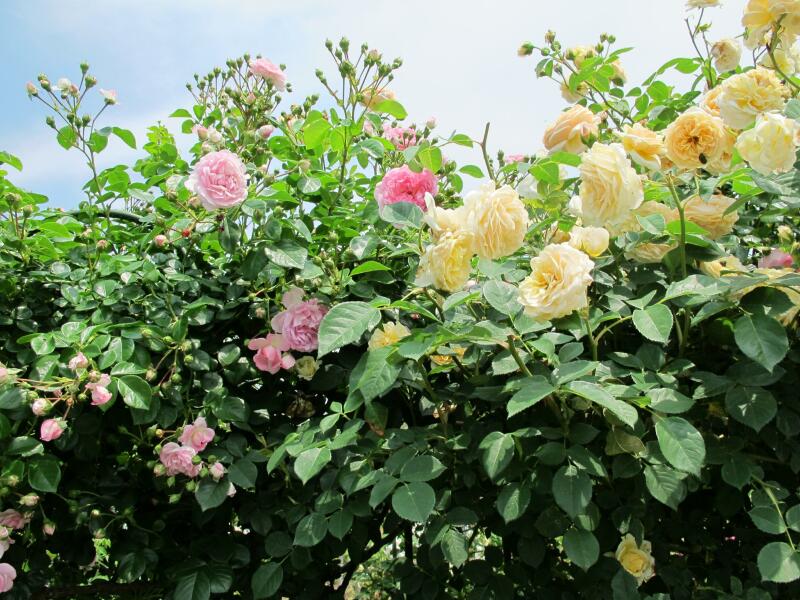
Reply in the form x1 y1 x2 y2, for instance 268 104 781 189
1 0 746 207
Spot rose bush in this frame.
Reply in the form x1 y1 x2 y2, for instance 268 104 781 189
1 3 800 598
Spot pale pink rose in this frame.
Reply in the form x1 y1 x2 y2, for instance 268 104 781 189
506 154 526 163
158 442 201 478
0 563 15 593
193 125 208 140
186 150 248 210
99 88 117 104
68 352 89 371
374 166 438 212
271 288 328 353
758 249 794 269
154 234 168 247
0 534 11 559
249 334 295 374
258 124 275 139
178 416 215 452
209 462 226 481
249 58 287 90
40 418 65 442
86 374 112 406
31 399 50 416
363 120 376 136
0 510 30 530
382 124 417 150
43 522 56 536
426 116 437 129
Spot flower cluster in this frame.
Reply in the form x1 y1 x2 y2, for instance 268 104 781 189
158 417 215 478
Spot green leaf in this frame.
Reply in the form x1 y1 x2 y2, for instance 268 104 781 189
294 512 328 547
496 482 531 523
0 388 26 410
317 301 381 357
734 314 788 372
174 571 211 600
56 126 77 149
655 416 705 476
303 118 331 148
373 99 407 119
725 387 777 432
566 381 638 428
552 465 592 517
195 477 230 511
294 447 332 485
380 202 423 228
264 239 307 269
483 280 521 316
112 127 137 148
400 455 446 482
648 388 694 414
219 215 240 253
0 150 22 171
350 261 391 276
460 164 483 177
644 463 687 509
479 431 515 480
116 375 152 410
758 542 800 583
391 482 436 522
350 347 400 402
417 146 442 173
441 527 468 567
507 376 555 417
632 304 673 344
252 563 283 599
28 455 61 493
749 505 787 535
328 509 354 539
227 459 257 489
563 529 599 571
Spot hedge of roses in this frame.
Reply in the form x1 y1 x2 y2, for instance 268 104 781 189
2 1 800 598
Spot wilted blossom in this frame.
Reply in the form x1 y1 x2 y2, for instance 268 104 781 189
178 416 215 452
40 418 65 442
758 249 794 269
271 288 328 353
248 334 296 374
158 442 201 478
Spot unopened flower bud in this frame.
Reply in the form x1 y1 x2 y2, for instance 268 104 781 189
154 234 168 247
20 493 39 507
96 239 108 251
517 43 535 57
298 159 311 173
778 225 793 243
43 522 55 535
26 82 38 96
258 124 275 139
425 116 437 129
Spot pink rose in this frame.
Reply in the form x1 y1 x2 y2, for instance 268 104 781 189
0 533 11 559
271 288 328 353
40 418 65 442
382 124 417 150
0 510 29 530
258 125 275 139
506 154 526 163
31 398 50 416
0 563 15 593
249 58 287 91
179 417 215 452
374 166 438 212
209 462 226 481
68 352 89 371
158 442 200 478
86 374 112 406
758 249 794 269
249 334 295 374
186 150 248 211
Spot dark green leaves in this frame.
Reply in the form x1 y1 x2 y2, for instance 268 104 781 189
725 387 777 432
400 455 446 482
655 416 705 476
734 314 788 372
479 432 515 480
28 455 61 492
632 304 673 343
195 477 230 511
294 447 331 485
507 376 555 417
252 563 283 599
294 512 327 547
317 302 380 356
116 375 151 410
552 465 592 517
563 529 599 571
566 381 638 428
391 482 436 522
496 482 531 523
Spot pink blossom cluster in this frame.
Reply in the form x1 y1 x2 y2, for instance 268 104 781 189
374 166 438 212
248 58 287 90
0 508 27 589
382 123 417 150
158 417 216 478
758 249 794 269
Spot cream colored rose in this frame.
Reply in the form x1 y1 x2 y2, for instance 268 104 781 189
700 86 724 116
570 143 643 229
620 123 666 170
743 0 775 49
518 243 594 321
463 183 530 260
415 231 475 293
361 87 396 109
711 38 742 72
568 45 596 68
625 242 677 264
543 105 599 154
735 112 800 175
560 82 587 103
615 534 656 586
423 193 470 241
683 194 739 239
368 322 411 350
771 0 800 38
759 42 800 74
704 128 737 175
699 255 747 278
717 67 787 129
294 356 320 381
663 107 729 169
568 226 610 257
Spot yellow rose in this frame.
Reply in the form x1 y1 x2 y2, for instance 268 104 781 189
699 255 748 278
663 107 729 169
416 231 475 293
625 242 677 264
424 193 470 241
568 226 610 257
615 534 656 586
683 194 739 239
518 243 594 321
619 123 666 170
771 0 800 38
361 87 396 109
759 42 800 74
368 322 411 351
430 346 467 367
711 38 742 72
700 86 724 116
743 0 775 49
735 112 800 175
543 105 599 154
569 143 643 229
568 45 596 68
464 183 530 260
717 67 787 129
560 82 587 103
294 356 320 381
704 128 737 175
